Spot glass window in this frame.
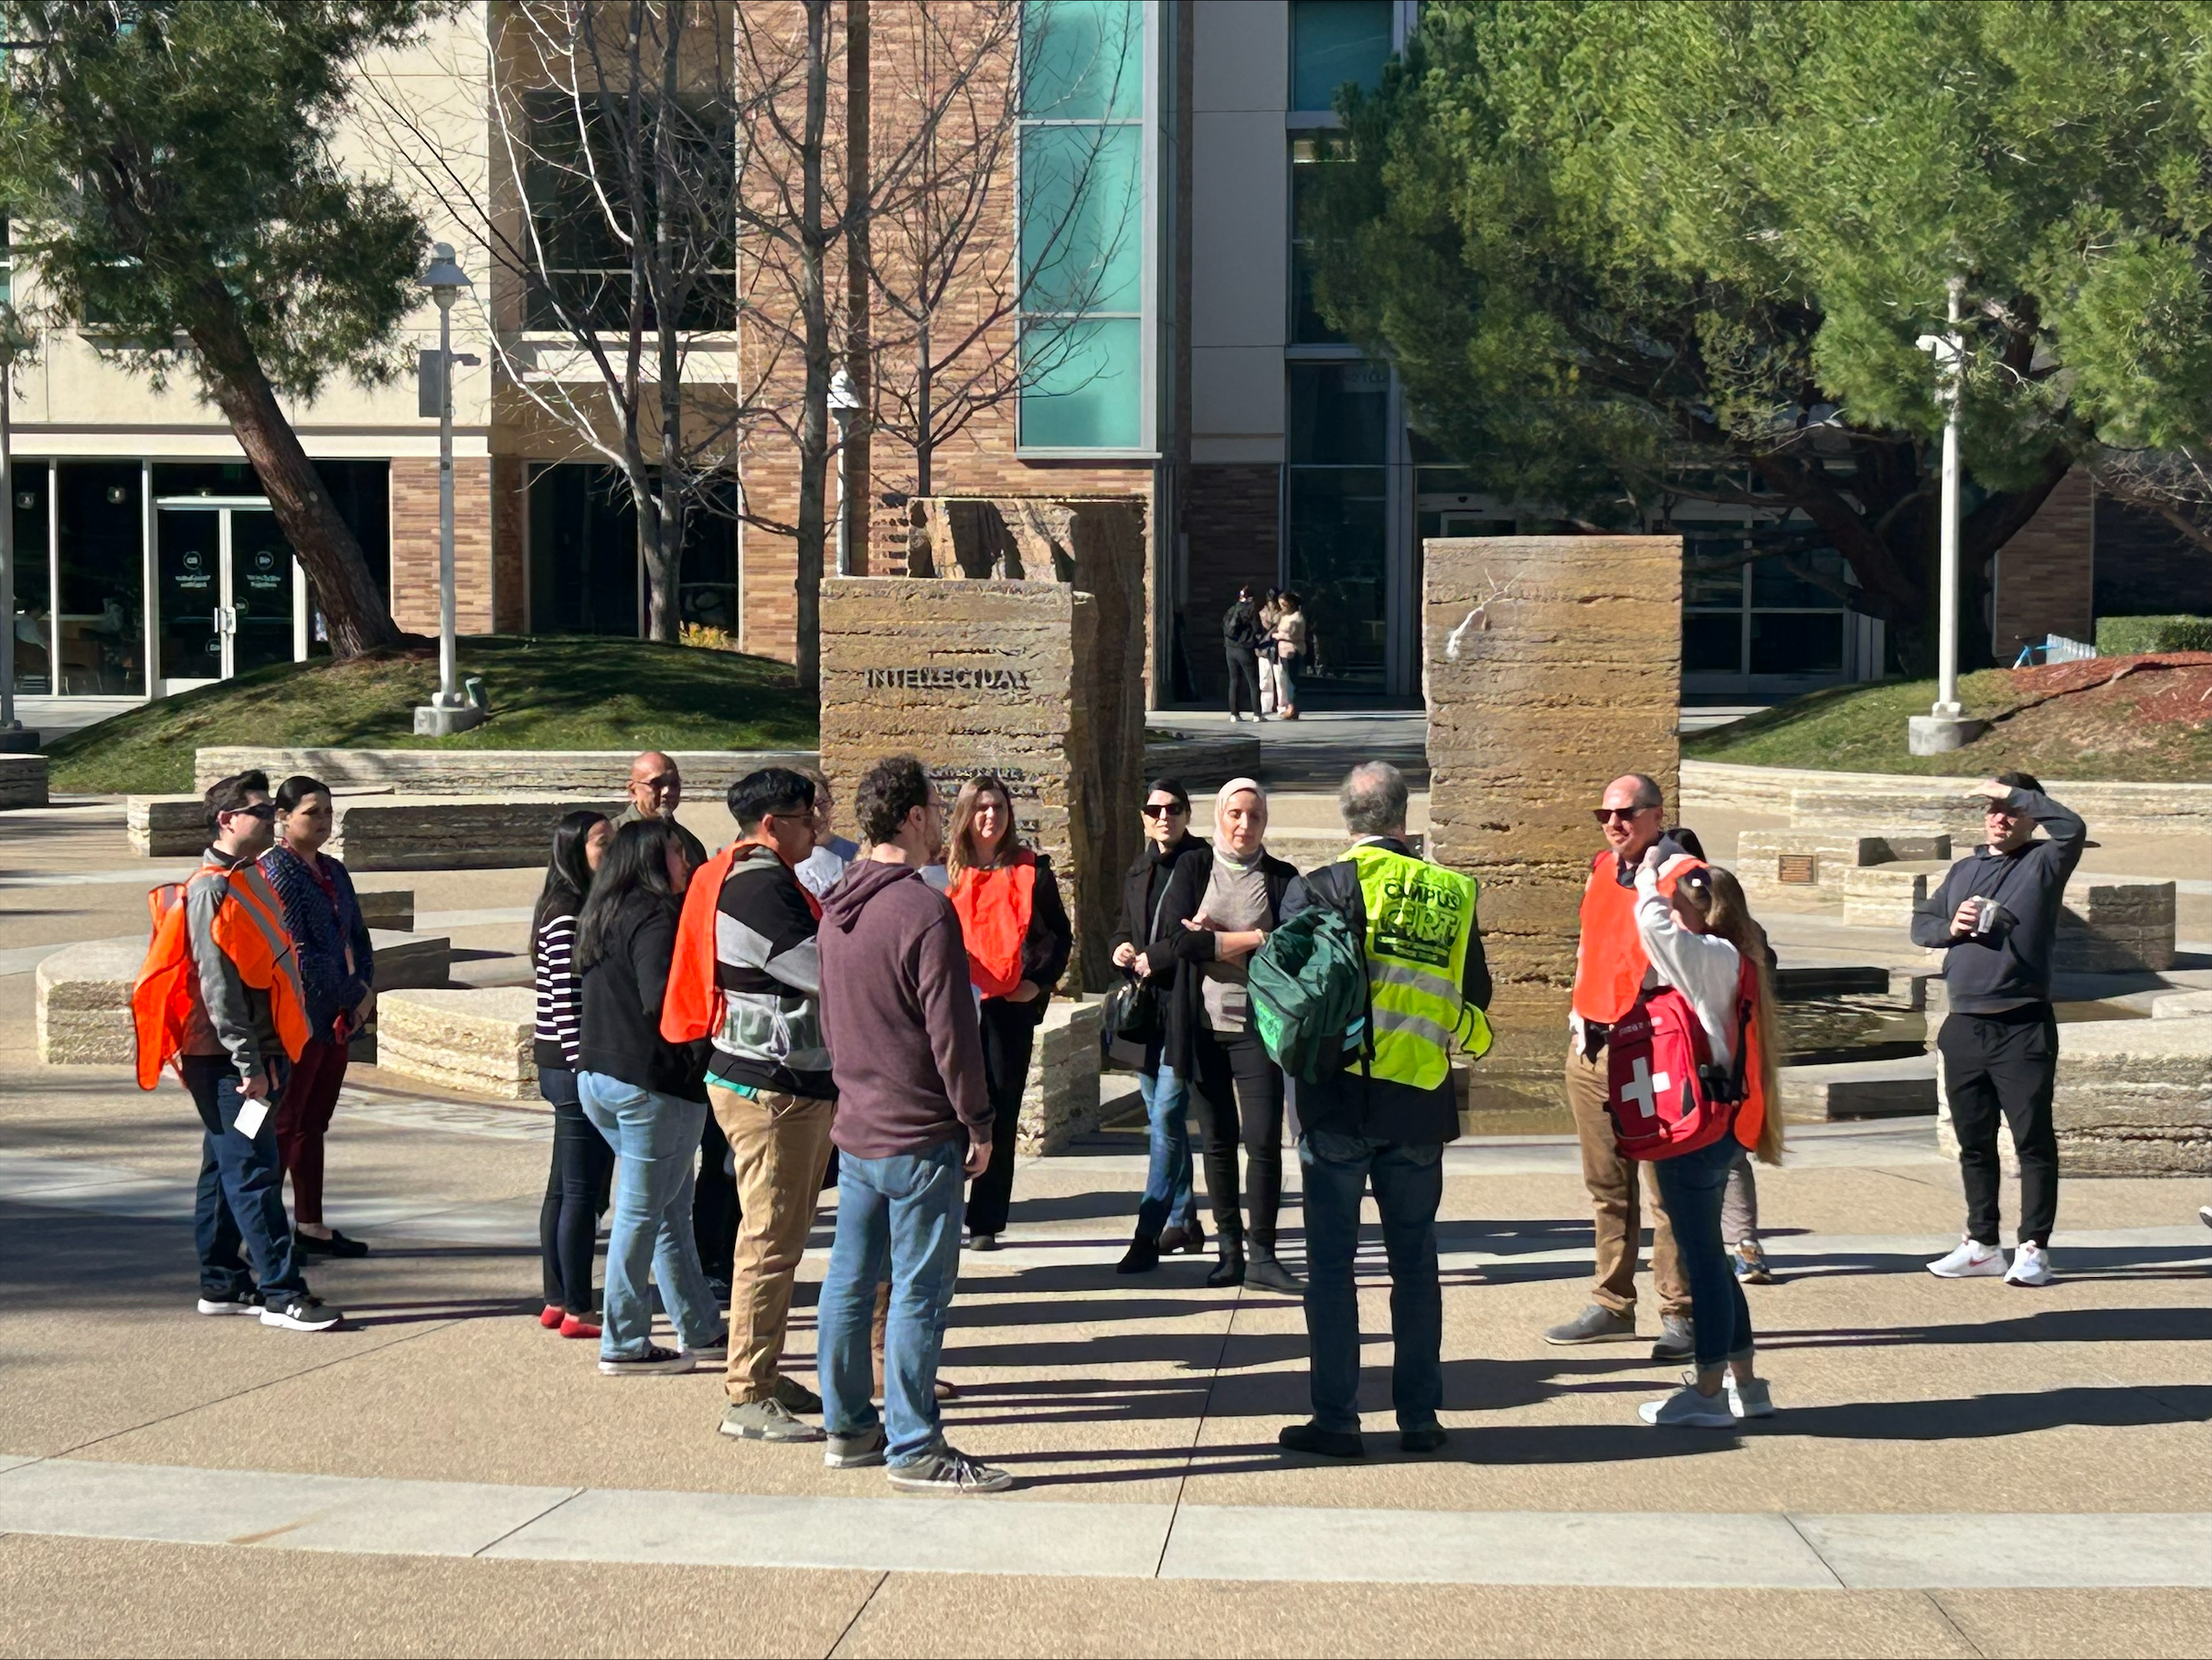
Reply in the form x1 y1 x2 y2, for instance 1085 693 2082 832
1292 0 1393 113
8 461 49 694
680 480 739 633
1022 0 1143 120
1289 360 1390 463
1750 612 1845 676
528 463 738 636
1289 139 1348 346
56 463 146 696
1019 318 1143 448
1682 612 1743 675
1285 467 1388 691
1016 0 1145 452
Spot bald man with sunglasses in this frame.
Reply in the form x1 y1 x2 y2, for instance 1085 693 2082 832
1542 772 1696 1360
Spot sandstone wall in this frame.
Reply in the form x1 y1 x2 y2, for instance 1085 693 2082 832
1424 535 1683 1112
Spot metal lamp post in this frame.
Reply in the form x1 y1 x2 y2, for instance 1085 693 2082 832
829 366 861 577
0 304 37 751
413 243 484 737
1908 275 1984 755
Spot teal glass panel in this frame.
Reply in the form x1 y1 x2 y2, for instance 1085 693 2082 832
1284 465 1388 689
1292 0 1392 112
1020 318 1142 448
1022 0 1143 120
1020 122 1143 314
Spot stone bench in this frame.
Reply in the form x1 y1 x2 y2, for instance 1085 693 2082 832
2048 1016 2212 1175
328 795 629 871
1734 829 1951 911
1837 867 2176 973
2153 990 2212 1019
36 931 452 1065
1018 996 1104 1156
1140 734 1263 793
196 747 820 797
357 889 414 932
373 986 539 1100
128 794 207 857
1780 1054 1937 1120
0 753 48 809
1685 760 2212 837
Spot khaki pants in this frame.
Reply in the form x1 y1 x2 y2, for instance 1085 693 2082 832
1566 1045 1690 1320
707 1084 836 1404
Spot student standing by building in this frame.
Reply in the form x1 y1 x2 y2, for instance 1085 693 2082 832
814 756 1010 1494
533 809 614 1337
1544 772 1696 1360
1111 779 1207 1273
1911 774 2086 1286
575 818 727 1376
1222 586 1265 722
133 770 337 1331
665 768 839 1442
1270 591 1308 721
1160 778 1303 1292
1624 852 1786 1427
259 775 376 1261
947 774 1072 1250
1256 589 1283 716
1276 762 1489 1459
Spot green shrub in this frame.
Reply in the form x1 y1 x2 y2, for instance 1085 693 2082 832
2095 614 2212 654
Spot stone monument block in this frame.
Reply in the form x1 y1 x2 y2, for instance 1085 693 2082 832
820 500 1146 992
36 938 143 1065
375 987 539 1100
1424 535 1682 1112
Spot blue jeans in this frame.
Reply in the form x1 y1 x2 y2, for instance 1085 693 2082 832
817 1141 965 1464
1135 1065 1196 1238
577 1073 723 1361
1651 1135 1755 1369
184 1055 307 1306
1297 1130 1443 1434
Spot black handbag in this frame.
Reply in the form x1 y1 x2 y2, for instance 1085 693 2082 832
1101 865 1177 1061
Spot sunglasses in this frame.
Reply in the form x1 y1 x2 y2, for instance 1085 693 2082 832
1142 803 1188 819
227 801 277 821
1591 805 1654 825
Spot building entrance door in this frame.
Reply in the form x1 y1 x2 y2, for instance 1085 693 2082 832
154 498 303 691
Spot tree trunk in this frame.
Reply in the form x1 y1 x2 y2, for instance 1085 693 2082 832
185 284 402 658
792 0 834 691
915 318 932 498
845 0 871 576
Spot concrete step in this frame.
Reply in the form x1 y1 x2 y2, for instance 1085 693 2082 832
1780 1053 1937 1121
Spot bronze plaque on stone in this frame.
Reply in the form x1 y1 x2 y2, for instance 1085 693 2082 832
1778 853 1818 885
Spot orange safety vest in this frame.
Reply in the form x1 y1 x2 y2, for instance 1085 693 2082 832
949 850 1037 1000
1570 849 1707 1025
660 840 821 1045
133 857 311 1090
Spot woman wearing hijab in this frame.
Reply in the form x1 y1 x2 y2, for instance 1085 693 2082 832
946 774 1073 1250
1154 779 1303 1292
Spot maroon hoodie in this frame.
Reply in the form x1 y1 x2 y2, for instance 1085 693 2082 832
817 857 992 1159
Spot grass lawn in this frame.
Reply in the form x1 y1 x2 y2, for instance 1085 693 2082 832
1685 665 2212 781
48 635 818 795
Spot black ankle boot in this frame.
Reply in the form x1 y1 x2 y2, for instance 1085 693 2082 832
1116 1229 1161 1276
1158 1217 1206 1255
1207 1246 1246 1288
1245 1249 1305 1295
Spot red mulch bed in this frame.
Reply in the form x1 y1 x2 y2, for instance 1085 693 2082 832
1999 652 2212 730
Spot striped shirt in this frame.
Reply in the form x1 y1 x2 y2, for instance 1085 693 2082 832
710 845 834 1099
534 911 583 1069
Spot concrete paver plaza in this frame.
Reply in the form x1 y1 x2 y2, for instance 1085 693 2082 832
4 798 2212 1657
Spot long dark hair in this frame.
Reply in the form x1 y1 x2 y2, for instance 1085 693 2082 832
531 810 609 966
575 817 682 970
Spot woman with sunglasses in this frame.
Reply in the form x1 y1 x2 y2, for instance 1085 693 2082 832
945 775 1072 1250
1111 780 1208 1273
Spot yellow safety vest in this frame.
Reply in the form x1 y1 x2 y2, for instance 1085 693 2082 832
1345 842 1493 1089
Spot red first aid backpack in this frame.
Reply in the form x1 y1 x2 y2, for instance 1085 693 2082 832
1604 975 1752 1162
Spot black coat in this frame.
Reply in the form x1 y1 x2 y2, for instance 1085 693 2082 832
578 888 708 1101
1151 843 1300 1076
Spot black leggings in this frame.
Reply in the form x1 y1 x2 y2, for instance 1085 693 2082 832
537 1067 615 1315
694 1110 739 1282
1224 646 1261 718
1190 1023 1284 1250
964 997 1037 1237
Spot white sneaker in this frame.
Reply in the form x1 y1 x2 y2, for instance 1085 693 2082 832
195 1296 258 1316
1927 1238 2006 1278
1638 1382 1737 1428
2198 1205 2211 1233
1725 1375 1776 1419
2004 1242 2055 1286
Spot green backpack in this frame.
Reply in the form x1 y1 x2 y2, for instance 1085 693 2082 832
1250 865 1372 1083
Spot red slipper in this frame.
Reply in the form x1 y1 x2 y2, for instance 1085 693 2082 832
559 1314 602 1340
538 1304 565 1329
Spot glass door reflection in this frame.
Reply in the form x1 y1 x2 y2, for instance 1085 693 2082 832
154 497 302 687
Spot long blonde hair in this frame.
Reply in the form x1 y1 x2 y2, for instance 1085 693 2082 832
945 774 1020 888
1678 864 1786 1165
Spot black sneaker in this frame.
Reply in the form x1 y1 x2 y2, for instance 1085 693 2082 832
1279 1421 1365 1459
886 1444 1014 1494
1651 1315 1696 1363
1541 1304 1638 1346
261 1296 342 1332
294 1229 369 1259
1399 1424 1450 1454
599 1345 695 1378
